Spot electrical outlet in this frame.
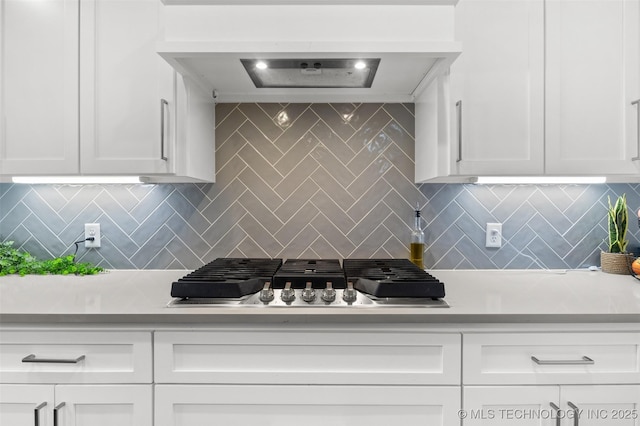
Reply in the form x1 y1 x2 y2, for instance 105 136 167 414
85 223 101 248
485 223 502 248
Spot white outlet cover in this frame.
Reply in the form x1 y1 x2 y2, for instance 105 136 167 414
85 223 101 248
485 223 502 248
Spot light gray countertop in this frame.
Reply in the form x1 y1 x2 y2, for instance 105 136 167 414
1 269 640 325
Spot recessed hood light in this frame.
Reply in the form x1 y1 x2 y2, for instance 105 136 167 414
354 61 367 70
240 58 380 89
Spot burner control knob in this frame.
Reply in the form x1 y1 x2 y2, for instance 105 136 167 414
302 282 316 303
281 282 296 303
342 281 357 304
321 282 336 303
259 282 274 303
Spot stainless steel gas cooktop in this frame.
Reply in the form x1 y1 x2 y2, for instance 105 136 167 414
168 258 448 308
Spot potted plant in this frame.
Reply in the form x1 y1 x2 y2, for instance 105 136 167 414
601 194 634 274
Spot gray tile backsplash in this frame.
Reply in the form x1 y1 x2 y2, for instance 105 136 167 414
1 102 638 270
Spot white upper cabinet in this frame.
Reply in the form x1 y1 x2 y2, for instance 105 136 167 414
545 0 640 175
79 0 175 175
420 0 639 181
0 0 79 175
449 0 545 176
0 0 215 182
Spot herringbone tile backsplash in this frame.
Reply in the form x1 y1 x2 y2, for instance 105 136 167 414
1 103 639 270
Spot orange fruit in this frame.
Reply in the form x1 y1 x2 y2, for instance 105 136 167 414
632 258 640 275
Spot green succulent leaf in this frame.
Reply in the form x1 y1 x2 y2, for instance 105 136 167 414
607 194 629 253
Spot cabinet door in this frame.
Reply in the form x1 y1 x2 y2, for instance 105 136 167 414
79 0 174 175
449 0 544 176
463 386 559 425
545 0 640 175
0 384 54 426
0 0 79 175
560 385 640 426
54 385 152 426
156 385 461 426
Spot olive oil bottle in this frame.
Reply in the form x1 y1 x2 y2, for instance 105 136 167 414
410 208 425 269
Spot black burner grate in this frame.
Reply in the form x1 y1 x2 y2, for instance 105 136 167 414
342 259 445 299
272 259 346 289
170 258 282 298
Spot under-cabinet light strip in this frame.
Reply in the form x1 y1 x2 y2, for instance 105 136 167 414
474 176 607 185
12 176 145 184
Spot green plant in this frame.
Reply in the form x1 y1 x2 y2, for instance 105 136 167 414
0 241 104 276
607 194 629 253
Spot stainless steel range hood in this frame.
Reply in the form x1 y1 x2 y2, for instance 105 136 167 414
157 4 461 102
240 58 380 88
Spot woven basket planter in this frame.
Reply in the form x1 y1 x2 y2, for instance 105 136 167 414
600 251 634 275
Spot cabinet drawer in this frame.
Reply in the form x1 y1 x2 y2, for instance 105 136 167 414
463 332 640 385
155 330 461 385
155 385 461 426
0 331 152 383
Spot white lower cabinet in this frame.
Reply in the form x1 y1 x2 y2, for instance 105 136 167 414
155 385 460 426
0 384 152 426
463 332 640 385
154 329 460 385
154 329 462 426
3 326 640 426
464 385 640 425
560 386 640 426
0 331 153 426
54 385 152 426
463 332 640 425
0 384 54 426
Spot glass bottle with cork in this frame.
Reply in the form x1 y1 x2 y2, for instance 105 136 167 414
410 206 425 269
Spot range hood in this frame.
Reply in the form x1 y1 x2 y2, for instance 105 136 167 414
157 4 461 102
240 58 381 88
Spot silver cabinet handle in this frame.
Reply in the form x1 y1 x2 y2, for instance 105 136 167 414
22 354 86 364
549 402 561 426
567 401 579 426
456 100 462 162
531 355 594 365
632 99 640 161
53 402 65 426
160 98 169 161
34 402 47 426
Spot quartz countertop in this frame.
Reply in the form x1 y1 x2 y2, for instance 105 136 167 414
1 269 640 325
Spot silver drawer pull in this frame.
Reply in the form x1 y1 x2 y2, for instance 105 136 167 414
160 98 169 161
54 402 65 426
567 401 580 426
22 354 86 364
549 402 561 426
456 100 463 162
34 401 47 426
633 99 640 161
531 355 594 365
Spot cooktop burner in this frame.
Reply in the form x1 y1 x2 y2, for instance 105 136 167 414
343 259 445 299
169 257 447 308
170 258 282 299
273 259 346 289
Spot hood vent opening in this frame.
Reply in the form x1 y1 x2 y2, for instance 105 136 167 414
240 58 381 89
